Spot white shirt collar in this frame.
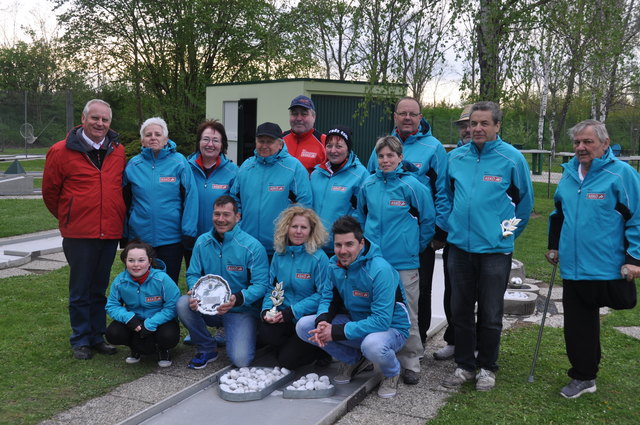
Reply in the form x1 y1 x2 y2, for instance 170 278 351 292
80 129 105 149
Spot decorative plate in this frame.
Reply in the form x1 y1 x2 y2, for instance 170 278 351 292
191 274 231 315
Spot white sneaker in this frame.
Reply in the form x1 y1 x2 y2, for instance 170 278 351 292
475 368 496 391
442 367 475 388
433 345 455 360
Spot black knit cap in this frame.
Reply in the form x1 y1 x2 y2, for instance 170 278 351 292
326 125 353 151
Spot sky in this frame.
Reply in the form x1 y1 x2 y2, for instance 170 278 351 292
0 0 463 105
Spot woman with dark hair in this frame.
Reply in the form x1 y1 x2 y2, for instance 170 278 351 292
258 206 330 369
186 120 238 259
105 240 181 367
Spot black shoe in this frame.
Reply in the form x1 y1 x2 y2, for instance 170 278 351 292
73 345 93 360
92 342 117 355
402 369 420 385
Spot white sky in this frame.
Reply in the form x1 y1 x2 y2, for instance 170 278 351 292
0 0 463 104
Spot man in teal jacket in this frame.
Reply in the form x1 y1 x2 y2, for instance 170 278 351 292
177 195 269 369
442 101 533 392
296 216 409 399
547 119 640 398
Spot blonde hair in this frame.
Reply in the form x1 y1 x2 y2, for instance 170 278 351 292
273 206 327 254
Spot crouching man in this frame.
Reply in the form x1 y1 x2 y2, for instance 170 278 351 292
177 195 269 369
296 216 410 398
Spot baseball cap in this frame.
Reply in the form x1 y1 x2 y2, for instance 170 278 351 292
289 95 315 111
255 122 283 139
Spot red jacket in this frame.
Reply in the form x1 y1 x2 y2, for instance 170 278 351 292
42 126 126 239
283 128 326 174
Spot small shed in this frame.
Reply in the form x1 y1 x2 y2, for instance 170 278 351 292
205 78 406 164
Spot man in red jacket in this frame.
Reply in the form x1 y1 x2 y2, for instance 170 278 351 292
282 95 326 174
43 99 126 360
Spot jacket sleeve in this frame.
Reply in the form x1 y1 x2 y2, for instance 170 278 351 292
292 162 313 207
356 180 369 229
105 273 136 324
343 263 397 340
412 180 435 251
229 169 243 215
513 153 534 239
238 241 270 306
620 167 640 265
186 237 206 290
143 273 181 331
179 156 199 239
291 253 329 320
429 142 451 240
350 167 370 224
366 148 377 173
42 145 63 218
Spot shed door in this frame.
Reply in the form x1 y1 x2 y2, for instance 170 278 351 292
312 95 395 164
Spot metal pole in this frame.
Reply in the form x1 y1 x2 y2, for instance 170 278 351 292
24 91 27 158
528 256 558 383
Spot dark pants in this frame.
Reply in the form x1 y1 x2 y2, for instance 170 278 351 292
63 238 118 348
418 246 435 343
258 320 327 370
448 245 511 372
154 242 183 285
562 280 605 381
106 320 180 354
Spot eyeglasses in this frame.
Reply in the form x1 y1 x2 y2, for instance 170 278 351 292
395 111 421 118
200 138 221 145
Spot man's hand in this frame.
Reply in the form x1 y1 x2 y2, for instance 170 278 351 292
187 290 200 312
621 264 640 281
216 294 236 316
308 321 332 347
545 249 559 265
430 239 446 251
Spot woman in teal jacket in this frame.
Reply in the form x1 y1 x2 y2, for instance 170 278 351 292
310 125 369 254
106 240 180 367
186 120 238 268
123 117 199 284
358 135 434 384
259 206 330 369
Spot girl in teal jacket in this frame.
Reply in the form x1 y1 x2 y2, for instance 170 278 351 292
106 240 180 367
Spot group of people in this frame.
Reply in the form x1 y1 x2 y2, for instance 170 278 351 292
42 94 639 401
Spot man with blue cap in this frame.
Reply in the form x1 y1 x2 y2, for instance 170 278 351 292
283 95 326 174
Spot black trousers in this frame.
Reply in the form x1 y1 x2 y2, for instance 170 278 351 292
106 320 180 354
258 320 327 369
562 280 606 381
418 246 437 343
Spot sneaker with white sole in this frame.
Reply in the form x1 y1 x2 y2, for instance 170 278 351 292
333 357 370 384
475 368 496 391
442 367 475 388
433 345 455 360
157 349 172 368
187 351 218 369
560 379 596 399
377 374 400 398
125 351 141 364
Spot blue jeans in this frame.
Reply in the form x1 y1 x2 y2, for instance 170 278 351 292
447 245 511 372
296 314 407 378
176 295 257 367
63 238 118 348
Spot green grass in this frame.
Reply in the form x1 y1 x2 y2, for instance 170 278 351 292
430 297 640 425
514 182 557 282
0 159 46 173
0 199 58 237
0 147 49 155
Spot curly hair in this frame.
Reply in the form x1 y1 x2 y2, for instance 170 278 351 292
273 206 327 254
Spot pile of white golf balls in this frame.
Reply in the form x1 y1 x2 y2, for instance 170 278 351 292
219 366 291 394
286 373 333 391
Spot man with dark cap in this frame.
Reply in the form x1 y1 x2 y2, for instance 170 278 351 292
230 122 312 256
283 95 326 174
310 125 369 254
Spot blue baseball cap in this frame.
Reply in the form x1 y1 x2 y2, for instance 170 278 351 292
289 95 315 111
